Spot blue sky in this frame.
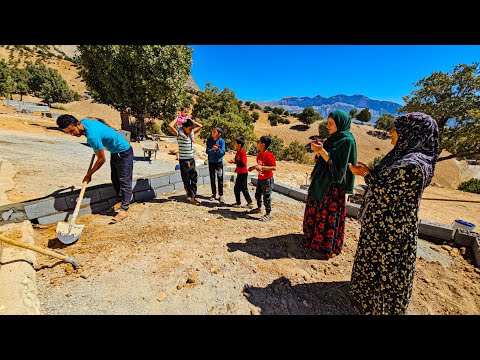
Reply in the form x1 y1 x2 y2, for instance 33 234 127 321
190 45 480 105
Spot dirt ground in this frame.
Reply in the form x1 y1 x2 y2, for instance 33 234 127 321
31 187 480 315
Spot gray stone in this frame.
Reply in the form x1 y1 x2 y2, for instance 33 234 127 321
224 173 236 182
99 186 117 200
473 236 480 267
132 178 151 192
197 176 204 185
273 182 292 196
8 211 26 221
418 220 453 243
154 184 175 197
90 201 111 214
454 228 478 247
149 176 170 189
251 177 258 186
108 198 119 208
133 189 156 203
169 172 183 184
24 197 69 219
203 176 210 184
65 189 101 209
2 209 13 221
346 203 361 218
197 166 210 177
36 211 69 225
289 188 308 202
173 182 185 191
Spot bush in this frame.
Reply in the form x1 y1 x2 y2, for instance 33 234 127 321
161 120 174 136
268 113 279 126
458 178 480 194
369 155 384 168
280 141 308 163
251 111 259 122
318 120 329 140
248 133 284 157
50 103 66 110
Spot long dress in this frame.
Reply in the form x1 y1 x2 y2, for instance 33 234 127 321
303 157 347 258
350 164 423 315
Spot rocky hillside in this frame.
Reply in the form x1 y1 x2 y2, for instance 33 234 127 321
255 94 402 121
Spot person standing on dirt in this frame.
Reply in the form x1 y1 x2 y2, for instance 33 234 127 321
168 117 203 205
56 114 133 223
348 112 439 315
206 126 226 203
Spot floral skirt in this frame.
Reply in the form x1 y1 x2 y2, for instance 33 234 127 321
302 184 346 259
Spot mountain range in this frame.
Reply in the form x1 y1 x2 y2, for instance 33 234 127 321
254 94 403 121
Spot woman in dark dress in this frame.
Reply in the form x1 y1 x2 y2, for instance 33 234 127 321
348 112 439 315
303 110 357 259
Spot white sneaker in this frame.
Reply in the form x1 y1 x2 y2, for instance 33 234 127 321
218 196 225 203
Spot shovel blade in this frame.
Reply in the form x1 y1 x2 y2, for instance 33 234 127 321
56 221 84 244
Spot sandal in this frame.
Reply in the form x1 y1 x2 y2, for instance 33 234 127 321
232 203 242 208
259 215 273 222
248 208 262 214
189 197 201 205
110 210 128 224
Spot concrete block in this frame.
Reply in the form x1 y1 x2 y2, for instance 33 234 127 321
133 189 156 203
272 182 292 196
36 211 69 225
90 201 111 214
473 236 480 268
197 176 204 185
24 197 69 219
418 220 453 243
454 229 478 247
224 173 236 182
289 188 308 202
346 203 361 218
2 209 13 221
169 172 183 184
65 189 101 209
251 177 258 186
154 184 175 197
198 166 210 177
149 176 170 189
173 182 185 191
132 178 151 192
203 176 210 184
108 198 119 209
99 186 117 200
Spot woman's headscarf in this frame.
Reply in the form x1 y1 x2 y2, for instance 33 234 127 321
357 112 439 223
309 110 357 204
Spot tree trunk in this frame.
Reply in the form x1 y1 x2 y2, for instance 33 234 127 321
120 111 130 131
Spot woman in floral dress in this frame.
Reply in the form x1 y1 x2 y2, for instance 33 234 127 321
348 112 439 315
303 110 357 259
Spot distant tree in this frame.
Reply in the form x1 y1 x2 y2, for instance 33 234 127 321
272 107 284 115
349 109 358 119
268 113 279 126
0 60 14 98
280 140 308 163
318 120 329 140
78 45 192 135
356 108 372 123
249 133 284 157
25 62 50 95
251 111 260 122
263 105 273 113
11 68 30 101
38 68 77 104
244 101 251 106
298 107 322 126
399 62 480 161
284 110 289 116
375 113 395 132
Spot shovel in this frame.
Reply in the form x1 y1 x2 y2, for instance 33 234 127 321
56 153 96 244
0 233 79 269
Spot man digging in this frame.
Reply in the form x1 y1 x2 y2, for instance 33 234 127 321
56 114 133 223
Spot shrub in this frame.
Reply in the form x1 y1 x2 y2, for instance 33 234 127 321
369 155 384 168
280 141 308 163
251 111 259 122
458 178 480 194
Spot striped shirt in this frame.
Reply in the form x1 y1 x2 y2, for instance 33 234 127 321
177 134 194 160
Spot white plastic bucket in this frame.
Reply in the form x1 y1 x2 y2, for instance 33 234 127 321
452 219 476 233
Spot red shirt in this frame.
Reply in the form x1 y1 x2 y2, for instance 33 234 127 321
256 150 276 180
234 148 248 174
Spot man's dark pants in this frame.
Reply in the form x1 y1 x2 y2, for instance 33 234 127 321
180 158 198 198
208 161 224 197
110 146 134 211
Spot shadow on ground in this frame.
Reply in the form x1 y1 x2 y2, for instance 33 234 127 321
290 124 310 131
244 276 357 315
227 233 329 260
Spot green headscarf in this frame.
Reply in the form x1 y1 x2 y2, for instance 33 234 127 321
308 110 357 204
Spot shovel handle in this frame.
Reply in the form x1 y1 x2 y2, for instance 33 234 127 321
70 153 96 225
0 233 69 262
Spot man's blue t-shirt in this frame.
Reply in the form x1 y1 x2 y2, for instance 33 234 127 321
206 137 226 163
81 119 130 154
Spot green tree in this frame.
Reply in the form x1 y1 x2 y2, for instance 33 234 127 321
299 107 322 126
244 101 251 106
249 133 284 157
458 178 480 194
78 45 192 135
399 63 480 161
318 120 329 140
356 108 372 123
284 110 289 116
11 68 29 100
0 59 14 98
263 106 273 113
268 113 280 126
39 67 77 104
251 111 260 122
272 107 284 115
349 108 358 119
280 140 308 163
375 113 395 132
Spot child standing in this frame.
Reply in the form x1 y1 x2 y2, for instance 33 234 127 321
228 136 253 208
176 107 195 143
248 136 276 221
206 126 226 203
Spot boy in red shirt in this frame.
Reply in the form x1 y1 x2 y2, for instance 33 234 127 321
248 136 276 221
228 136 254 208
